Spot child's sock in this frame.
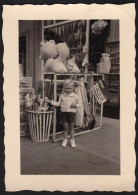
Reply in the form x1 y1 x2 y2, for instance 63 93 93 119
62 139 67 147
70 139 76 148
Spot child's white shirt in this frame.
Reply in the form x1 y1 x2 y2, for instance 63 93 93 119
51 92 81 113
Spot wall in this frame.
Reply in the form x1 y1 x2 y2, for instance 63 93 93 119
19 20 42 89
106 20 119 52
34 21 42 89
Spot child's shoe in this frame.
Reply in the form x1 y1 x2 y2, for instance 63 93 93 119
62 139 67 147
70 139 76 148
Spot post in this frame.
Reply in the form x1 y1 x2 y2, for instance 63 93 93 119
42 74 45 99
100 74 104 128
89 75 93 123
92 75 95 117
84 20 90 82
53 73 57 142
41 20 44 80
100 103 103 128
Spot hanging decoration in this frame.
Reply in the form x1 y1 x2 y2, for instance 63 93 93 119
59 26 61 35
73 21 76 31
55 26 58 34
71 22 73 31
60 26 63 38
51 28 54 35
65 23 69 32
82 43 88 67
78 21 81 28
68 23 71 34
82 20 86 28
57 27 59 35
91 20 108 35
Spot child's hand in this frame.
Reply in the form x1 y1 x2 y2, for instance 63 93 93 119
70 103 77 108
46 99 51 104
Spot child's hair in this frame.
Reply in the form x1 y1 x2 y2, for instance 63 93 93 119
64 79 74 88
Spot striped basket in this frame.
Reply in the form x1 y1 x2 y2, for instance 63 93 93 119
26 110 53 142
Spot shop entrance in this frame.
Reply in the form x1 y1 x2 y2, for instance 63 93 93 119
19 35 27 76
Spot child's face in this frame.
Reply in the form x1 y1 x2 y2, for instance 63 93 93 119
64 85 73 95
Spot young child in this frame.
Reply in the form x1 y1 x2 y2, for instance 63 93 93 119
48 79 81 147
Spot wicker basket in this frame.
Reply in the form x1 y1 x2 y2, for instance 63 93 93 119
26 110 53 142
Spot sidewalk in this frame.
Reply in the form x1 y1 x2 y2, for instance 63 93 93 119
21 117 120 175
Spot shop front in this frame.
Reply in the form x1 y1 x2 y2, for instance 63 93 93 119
19 20 120 139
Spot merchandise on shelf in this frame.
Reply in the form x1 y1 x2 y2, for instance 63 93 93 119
91 20 108 35
82 43 89 67
19 77 32 136
97 53 111 73
40 40 57 61
65 55 80 73
24 88 52 112
19 64 23 78
40 40 81 73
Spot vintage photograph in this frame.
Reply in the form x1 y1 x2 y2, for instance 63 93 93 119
19 19 120 175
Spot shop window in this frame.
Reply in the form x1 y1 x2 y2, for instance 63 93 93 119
42 20 111 73
89 20 110 72
43 20 86 70
19 35 27 76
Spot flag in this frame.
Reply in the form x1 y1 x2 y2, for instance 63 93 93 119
92 79 110 104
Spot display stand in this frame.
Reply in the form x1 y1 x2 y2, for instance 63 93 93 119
42 72 104 142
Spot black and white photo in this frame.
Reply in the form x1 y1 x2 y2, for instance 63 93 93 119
3 4 135 191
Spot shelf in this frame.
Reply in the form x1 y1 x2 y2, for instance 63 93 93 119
42 72 104 76
43 20 78 29
109 88 119 92
104 73 120 75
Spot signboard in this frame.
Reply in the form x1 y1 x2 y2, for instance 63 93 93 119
92 80 110 104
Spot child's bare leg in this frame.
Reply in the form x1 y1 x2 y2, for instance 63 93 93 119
63 122 69 139
69 123 76 147
69 122 74 139
62 122 69 147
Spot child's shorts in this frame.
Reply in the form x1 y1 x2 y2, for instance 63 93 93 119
61 112 75 123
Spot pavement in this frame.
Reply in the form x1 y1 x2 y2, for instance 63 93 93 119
21 117 120 175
